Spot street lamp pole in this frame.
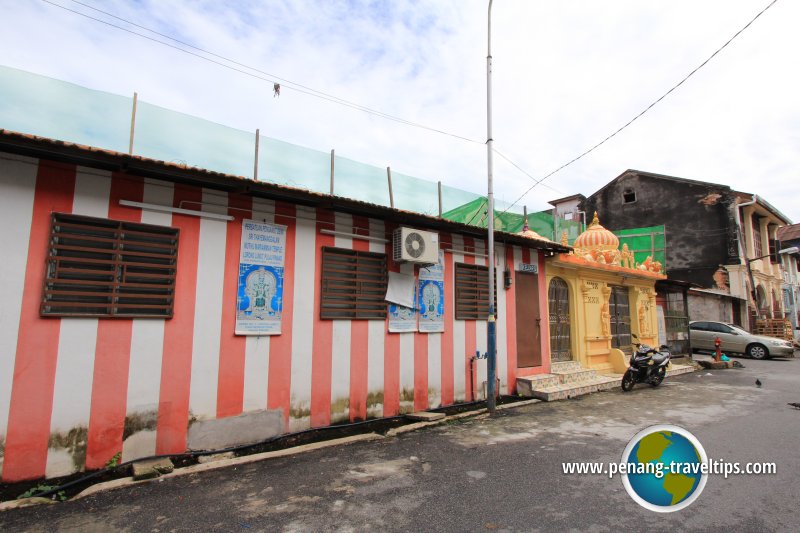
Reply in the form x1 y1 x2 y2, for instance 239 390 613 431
486 0 497 414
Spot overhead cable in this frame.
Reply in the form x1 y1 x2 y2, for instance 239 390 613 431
42 0 483 144
499 0 780 215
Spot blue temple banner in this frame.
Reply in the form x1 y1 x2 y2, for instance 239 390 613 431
418 250 445 333
235 219 287 335
388 271 418 333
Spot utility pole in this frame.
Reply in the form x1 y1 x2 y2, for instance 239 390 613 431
486 0 497 414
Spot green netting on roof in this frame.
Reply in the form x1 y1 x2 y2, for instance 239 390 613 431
0 66 480 216
553 219 583 243
136 101 255 177
440 184 482 214
0 65 561 231
0 65 130 153
391 171 440 215
613 225 666 268
440 197 554 239
258 136 331 193
331 154 391 206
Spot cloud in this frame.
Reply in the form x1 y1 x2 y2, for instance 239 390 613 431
0 0 797 222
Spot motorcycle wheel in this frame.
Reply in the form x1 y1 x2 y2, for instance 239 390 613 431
621 369 636 392
650 367 666 387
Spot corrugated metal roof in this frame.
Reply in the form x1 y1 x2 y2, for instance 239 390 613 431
0 129 570 254
777 223 800 242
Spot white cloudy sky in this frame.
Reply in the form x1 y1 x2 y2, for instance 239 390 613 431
1 0 798 222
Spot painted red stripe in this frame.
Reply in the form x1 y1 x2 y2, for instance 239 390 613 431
216 194 253 418
463 237 477 401
521 248 531 266
267 202 296 429
440 233 454 406
2 160 76 481
310 209 335 427
85 173 144 470
504 245 518 393
349 216 370 422
155 184 202 454
383 223 400 417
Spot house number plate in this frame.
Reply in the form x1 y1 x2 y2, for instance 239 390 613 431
520 263 538 274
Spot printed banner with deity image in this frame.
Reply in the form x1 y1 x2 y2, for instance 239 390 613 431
387 272 418 333
235 219 287 335
417 250 445 333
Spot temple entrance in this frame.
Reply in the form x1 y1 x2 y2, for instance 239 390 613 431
515 271 542 367
610 286 632 353
548 277 572 361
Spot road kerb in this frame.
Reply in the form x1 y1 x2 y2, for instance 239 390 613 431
18 399 542 506
73 432 384 501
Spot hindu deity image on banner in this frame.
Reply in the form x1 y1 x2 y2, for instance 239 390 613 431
235 219 287 335
418 250 445 333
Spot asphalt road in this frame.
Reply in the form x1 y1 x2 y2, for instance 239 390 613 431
3 355 799 532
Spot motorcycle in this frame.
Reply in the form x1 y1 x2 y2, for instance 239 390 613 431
621 333 671 392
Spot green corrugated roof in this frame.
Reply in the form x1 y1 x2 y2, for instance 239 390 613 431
443 198 667 267
441 197 554 239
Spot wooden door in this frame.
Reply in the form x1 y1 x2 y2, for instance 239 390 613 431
515 271 542 367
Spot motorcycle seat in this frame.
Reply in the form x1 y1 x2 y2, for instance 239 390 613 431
651 352 669 364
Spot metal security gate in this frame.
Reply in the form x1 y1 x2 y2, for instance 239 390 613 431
548 277 572 362
610 286 632 353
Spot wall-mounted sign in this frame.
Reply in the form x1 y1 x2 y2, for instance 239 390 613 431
418 250 445 333
235 220 287 335
388 271 417 333
520 263 538 274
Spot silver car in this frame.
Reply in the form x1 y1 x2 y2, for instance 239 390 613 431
689 321 795 359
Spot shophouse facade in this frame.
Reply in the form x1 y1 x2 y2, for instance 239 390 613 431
582 170 792 335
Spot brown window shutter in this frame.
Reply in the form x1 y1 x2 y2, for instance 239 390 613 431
320 247 388 320
41 213 179 318
454 262 495 320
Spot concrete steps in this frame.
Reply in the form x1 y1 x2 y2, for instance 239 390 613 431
516 361 695 402
665 363 695 377
516 374 561 397
517 360 619 402
550 361 582 372
528 375 619 402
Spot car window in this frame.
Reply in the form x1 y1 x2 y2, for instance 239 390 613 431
713 323 734 334
690 322 707 331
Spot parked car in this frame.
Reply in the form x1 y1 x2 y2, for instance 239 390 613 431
689 321 795 359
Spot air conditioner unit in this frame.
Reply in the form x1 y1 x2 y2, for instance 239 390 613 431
393 227 439 265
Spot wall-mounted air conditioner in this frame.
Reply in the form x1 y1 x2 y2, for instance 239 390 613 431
393 227 439 265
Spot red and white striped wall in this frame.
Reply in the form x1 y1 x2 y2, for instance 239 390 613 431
0 153 549 482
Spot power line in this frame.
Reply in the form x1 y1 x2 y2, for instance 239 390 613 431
41 0 777 221
499 0 780 216
493 148 563 195
41 0 484 145
47 0 571 201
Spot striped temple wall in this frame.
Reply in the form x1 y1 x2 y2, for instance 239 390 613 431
0 152 549 482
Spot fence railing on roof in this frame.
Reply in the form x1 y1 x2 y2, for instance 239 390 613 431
0 65 508 220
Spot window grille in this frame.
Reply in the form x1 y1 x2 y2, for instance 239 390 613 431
41 213 179 317
320 247 388 320
454 262 496 320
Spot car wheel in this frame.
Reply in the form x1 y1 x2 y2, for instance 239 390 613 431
747 343 769 360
